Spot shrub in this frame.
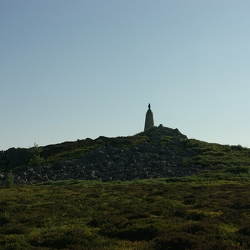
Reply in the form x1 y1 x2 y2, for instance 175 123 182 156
29 143 44 166
153 232 198 250
120 225 159 241
238 226 250 236
5 173 14 188
0 214 11 226
226 166 249 174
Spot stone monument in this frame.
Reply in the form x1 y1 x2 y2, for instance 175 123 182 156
144 103 155 131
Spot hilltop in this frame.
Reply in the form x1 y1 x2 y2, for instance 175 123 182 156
1 126 250 249
1 125 250 185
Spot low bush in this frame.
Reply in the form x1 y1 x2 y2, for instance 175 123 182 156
153 232 199 250
0 179 250 249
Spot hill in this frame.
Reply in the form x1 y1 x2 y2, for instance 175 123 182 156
1 126 250 249
1 125 250 185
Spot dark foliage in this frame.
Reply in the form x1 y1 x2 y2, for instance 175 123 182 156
0 179 250 249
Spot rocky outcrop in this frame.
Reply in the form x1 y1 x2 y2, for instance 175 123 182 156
0 126 206 185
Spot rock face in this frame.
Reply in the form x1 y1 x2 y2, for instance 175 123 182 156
0 126 206 185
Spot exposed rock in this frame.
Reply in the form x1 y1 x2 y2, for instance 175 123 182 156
0 126 206 185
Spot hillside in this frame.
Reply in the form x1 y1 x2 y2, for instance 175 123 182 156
1 126 250 249
1 125 250 185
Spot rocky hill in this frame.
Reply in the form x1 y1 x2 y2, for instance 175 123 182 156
1 125 250 185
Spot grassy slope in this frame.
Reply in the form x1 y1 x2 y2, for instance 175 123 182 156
1 179 250 249
180 139 250 180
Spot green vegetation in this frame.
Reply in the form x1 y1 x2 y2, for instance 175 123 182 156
3 127 250 181
1 178 250 249
4 172 14 188
39 135 148 164
29 143 44 166
38 128 250 180
180 138 250 179
1 126 250 248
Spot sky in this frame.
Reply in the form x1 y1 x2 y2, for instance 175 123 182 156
1 0 250 150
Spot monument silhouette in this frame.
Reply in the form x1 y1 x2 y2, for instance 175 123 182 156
144 103 154 131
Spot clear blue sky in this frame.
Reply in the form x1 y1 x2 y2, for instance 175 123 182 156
1 0 250 150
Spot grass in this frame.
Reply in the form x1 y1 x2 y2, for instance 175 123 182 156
1 178 250 249
181 139 250 169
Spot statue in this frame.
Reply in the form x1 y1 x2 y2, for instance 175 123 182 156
148 103 151 110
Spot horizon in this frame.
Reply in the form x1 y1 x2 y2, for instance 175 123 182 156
1 123 248 151
1 1 250 150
